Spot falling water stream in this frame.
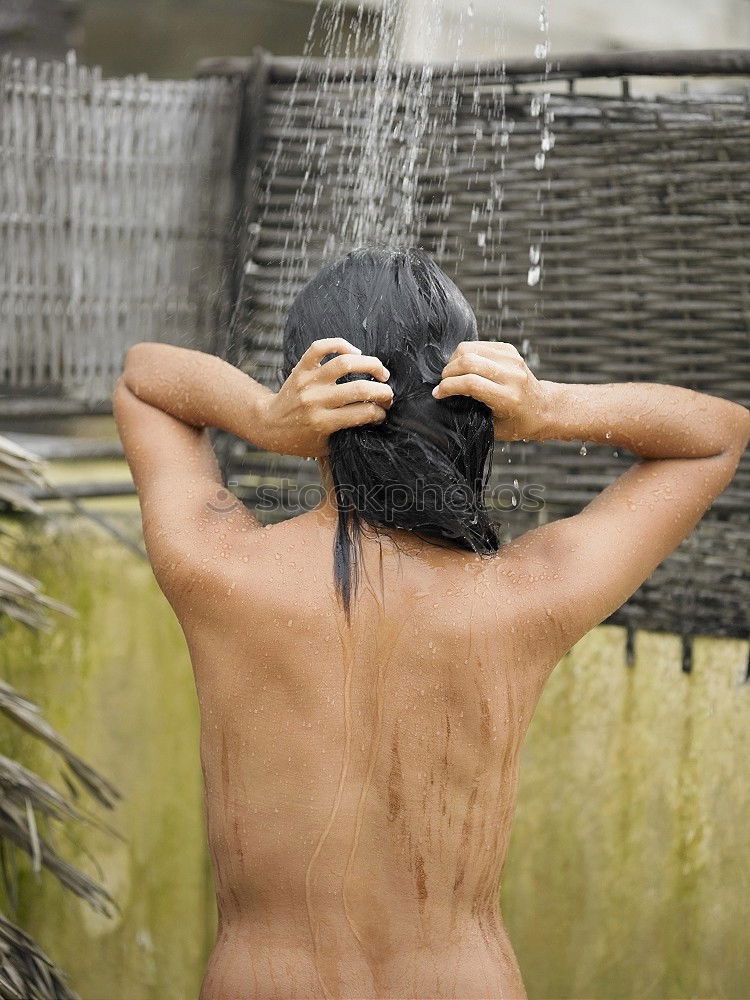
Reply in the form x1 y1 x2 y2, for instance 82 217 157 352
259 0 554 318
248 0 558 510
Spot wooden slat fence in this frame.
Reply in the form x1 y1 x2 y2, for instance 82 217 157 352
0 53 240 404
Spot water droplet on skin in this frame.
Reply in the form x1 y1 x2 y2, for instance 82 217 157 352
579 443 588 456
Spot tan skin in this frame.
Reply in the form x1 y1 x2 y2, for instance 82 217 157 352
114 338 749 1000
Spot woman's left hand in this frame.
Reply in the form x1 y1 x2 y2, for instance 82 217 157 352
433 341 551 442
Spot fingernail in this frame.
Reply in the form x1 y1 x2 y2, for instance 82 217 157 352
383 368 390 379
432 386 440 398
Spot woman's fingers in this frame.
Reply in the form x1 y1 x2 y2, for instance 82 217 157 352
319 352 390 384
440 352 523 384
433 373 515 411
435 342 528 413
323 379 394 409
296 338 362 370
446 340 524 368
325 402 389 432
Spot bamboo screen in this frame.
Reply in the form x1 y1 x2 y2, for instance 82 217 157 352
0 54 240 404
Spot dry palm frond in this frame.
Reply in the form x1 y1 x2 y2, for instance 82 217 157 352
0 432 121 994
0 437 46 518
0 681 119 811
0 753 120 908
0 807 115 917
0 565 74 630
0 912 78 1000
0 435 76 631
0 550 77 630
0 755 92 829
0 564 76 617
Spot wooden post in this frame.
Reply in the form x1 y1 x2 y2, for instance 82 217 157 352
200 49 271 485
197 48 750 84
206 47 271 368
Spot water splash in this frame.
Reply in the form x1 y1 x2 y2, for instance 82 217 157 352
257 0 517 330
250 0 558 498
261 0 462 324
524 0 554 389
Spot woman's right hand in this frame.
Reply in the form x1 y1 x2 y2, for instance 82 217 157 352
433 341 552 442
255 339 393 458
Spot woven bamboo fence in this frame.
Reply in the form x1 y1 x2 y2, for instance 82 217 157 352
0 53 240 407
199 49 750 651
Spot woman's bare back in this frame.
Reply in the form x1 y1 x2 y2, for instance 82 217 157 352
180 506 561 999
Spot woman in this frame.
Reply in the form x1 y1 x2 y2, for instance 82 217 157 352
114 248 749 1000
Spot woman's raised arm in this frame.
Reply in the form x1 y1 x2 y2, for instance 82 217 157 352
434 340 750 659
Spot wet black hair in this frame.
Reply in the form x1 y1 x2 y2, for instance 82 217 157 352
281 247 498 614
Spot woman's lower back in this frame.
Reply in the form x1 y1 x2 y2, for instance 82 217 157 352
201 916 527 999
